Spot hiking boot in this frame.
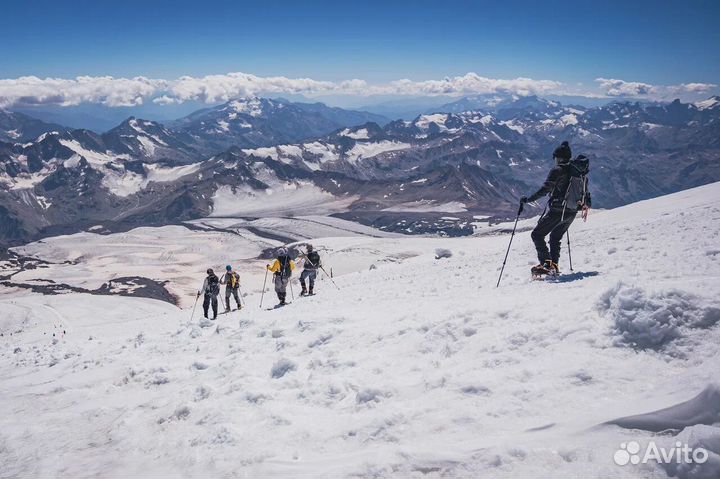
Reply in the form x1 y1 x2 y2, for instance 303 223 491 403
531 262 551 275
300 288 307 296
309 288 314 295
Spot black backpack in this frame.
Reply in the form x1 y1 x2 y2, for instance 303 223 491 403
277 256 292 278
561 156 590 218
305 251 321 269
207 274 220 295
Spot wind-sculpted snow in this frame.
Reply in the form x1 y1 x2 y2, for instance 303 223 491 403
599 283 720 351
607 384 720 432
1 182 720 478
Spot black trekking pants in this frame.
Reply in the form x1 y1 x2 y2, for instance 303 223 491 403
203 294 218 319
531 208 577 265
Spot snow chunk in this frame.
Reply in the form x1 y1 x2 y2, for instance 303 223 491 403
663 423 720 478
598 283 720 350
434 248 453 259
356 388 389 404
271 358 296 378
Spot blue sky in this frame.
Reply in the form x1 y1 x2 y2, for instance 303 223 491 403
1 0 718 107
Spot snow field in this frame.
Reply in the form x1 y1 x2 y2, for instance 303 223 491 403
1 182 719 478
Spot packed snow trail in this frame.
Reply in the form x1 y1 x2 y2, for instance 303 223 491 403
1 183 720 478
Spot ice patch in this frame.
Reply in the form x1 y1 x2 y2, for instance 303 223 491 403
339 128 370 139
346 141 411 164
415 113 448 130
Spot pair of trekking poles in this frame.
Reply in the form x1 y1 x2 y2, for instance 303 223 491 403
496 202 574 287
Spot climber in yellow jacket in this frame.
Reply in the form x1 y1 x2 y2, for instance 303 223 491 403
266 247 296 306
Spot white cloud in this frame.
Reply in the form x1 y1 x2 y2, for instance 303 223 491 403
381 73 563 97
675 82 717 93
0 75 167 108
595 78 718 99
0 72 715 108
0 71 564 108
166 72 338 104
595 78 656 97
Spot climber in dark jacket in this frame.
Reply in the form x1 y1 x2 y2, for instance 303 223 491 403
299 244 321 296
521 142 592 275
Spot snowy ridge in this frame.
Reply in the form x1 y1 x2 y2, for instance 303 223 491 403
2 183 720 477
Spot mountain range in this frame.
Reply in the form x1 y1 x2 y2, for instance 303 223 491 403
1 94 718 245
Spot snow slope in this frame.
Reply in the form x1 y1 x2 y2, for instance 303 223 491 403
2 182 720 478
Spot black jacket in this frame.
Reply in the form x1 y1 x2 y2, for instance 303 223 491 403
527 165 592 210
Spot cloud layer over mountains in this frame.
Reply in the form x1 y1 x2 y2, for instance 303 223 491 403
1 71 716 108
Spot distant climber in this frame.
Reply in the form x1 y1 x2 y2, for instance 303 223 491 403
299 244 321 296
267 247 296 306
198 268 220 319
220 265 242 312
520 141 591 277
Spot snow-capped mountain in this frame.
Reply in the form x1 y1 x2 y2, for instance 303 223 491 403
0 109 69 143
0 96 718 246
432 94 564 116
170 97 389 152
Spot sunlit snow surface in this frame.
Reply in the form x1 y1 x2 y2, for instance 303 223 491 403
1 183 720 478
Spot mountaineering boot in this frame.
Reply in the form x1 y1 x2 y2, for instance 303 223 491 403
301 286 308 296
309 287 314 295
531 259 559 277
531 261 551 276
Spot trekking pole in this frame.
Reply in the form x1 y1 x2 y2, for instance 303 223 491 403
319 265 340 290
189 293 200 322
567 230 574 272
496 202 524 288
238 286 245 307
259 268 268 308
289 276 295 300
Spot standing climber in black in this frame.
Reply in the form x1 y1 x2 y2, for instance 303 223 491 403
520 141 591 276
299 244 321 296
198 268 220 319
